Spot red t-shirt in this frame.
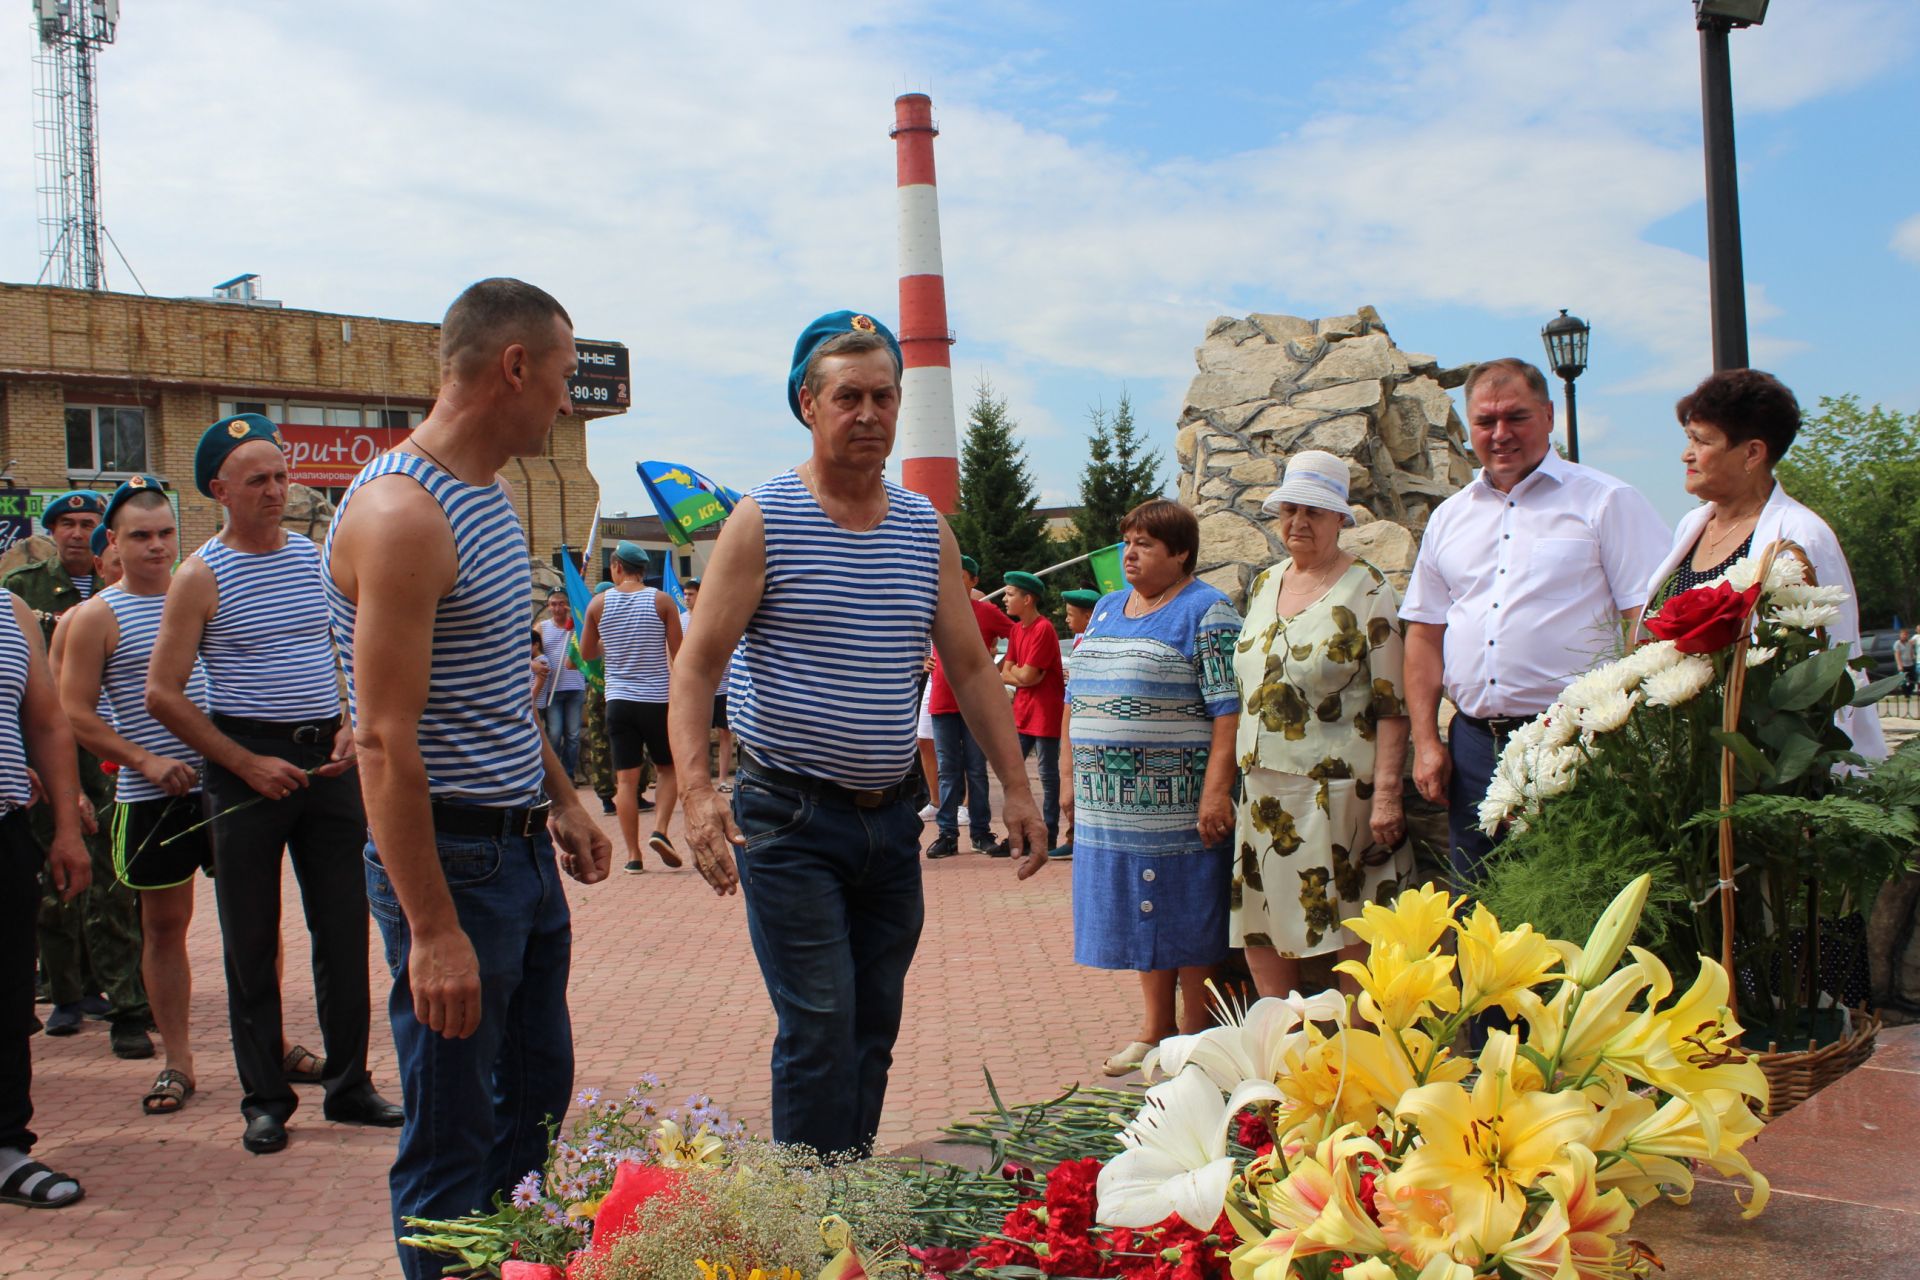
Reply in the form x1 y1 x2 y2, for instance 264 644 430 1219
1006 616 1065 737
927 598 1016 716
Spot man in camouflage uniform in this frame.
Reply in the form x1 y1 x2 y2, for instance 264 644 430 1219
3 491 150 1057
577 584 626 814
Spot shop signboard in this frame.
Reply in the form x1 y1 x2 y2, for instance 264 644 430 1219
569 341 630 410
278 423 412 487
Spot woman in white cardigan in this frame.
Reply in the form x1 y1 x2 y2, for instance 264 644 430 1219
1642 368 1886 759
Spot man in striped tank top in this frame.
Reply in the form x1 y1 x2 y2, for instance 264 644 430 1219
148 414 399 1155
324 278 611 1278
581 541 683 872
671 310 1050 1159
57 478 211 1116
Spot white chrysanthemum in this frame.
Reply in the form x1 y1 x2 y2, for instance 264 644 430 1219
1560 661 1632 710
1621 640 1685 682
1767 583 1847 610
1478 776 1525 835
1573 689 1640 734
1535 704 1579 749
1528 745 1584 799
1642 655 1717 707
1719 553 1807 594
1746 646 1778 668
1769 602 1842 631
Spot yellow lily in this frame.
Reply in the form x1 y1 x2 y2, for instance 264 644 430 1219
1395 1032 1596 1256
1512 960 1651 1083
1455 903 1562 1017
1568 874 1651 988
1344 882 1459 956
1586 1083 1769 1218
1334 944 1460 1033
1540 1144 1638 1280
1485 1198 1574 1280
1337 1026 1470 1118
1605 953 1768 1108
1232 1127 1389 1280
654 1117 727 1169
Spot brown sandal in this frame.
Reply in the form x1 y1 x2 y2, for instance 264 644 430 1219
283 1044 325 1084
142 1068 195 1115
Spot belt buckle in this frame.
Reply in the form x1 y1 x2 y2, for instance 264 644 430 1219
520 804 551 837
292 723 323 745
852 788 885 809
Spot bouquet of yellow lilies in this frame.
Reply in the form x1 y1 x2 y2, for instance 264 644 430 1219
1093 877 1769 1280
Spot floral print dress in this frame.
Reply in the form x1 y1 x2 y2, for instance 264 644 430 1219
1230 558 1411 956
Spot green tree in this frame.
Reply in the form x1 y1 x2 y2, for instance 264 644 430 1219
1070 390 1166 560
948 377 1053 591
1775 394 1920 627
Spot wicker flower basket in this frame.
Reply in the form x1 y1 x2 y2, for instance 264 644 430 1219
1755 1009 1880 1116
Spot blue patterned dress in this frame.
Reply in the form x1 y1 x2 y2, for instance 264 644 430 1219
1067 580 1242 970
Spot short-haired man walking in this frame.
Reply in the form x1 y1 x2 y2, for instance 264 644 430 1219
325 277 611 1278
58 478 211 1116
1402 358 1669 883
1000 570 1065 850
582 541 683 872
148 415 399 1153
673 310 1049 1159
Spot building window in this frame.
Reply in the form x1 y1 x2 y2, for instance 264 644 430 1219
66 405 148 476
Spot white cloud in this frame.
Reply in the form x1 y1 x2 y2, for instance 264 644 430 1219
1895 214 1920 266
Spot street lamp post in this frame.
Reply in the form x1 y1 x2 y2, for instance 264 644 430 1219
1696 0 1770 371
1541 309 1590 464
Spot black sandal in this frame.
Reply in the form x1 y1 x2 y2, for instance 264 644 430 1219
142 1068 195 1115
0 1158 85 1208
283 1044 325 1084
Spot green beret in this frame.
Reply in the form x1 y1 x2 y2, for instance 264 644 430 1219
103 474 167 531
194 413 285 498
1003 571 1047 598
90 524 109 557
1061 589 1102 609
788 310 901 423
959 555 979 577
40 489 106 530
593 582 614 595
613 541 649 568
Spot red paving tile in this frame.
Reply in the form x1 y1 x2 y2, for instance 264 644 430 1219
7 781 1135 1278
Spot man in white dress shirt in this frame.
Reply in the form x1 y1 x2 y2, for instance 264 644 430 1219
1402 358 1669 883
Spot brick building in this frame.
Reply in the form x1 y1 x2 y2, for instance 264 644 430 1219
0 281 615 556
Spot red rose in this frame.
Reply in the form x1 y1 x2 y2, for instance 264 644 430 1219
907 1245 972 1278
1643 579 1761 654
100 760 119 774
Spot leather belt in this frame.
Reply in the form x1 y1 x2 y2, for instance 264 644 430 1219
212 712 341 745
742 753 915 810
1454 711 1535 738
430 800 552 839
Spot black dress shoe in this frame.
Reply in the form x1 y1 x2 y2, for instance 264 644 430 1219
110 1023 155 1060
324 1089 404 1127
243 1114 288 1154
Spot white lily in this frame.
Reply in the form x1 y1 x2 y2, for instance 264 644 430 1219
1096 1065 1266 1229
1149 987 1348 1089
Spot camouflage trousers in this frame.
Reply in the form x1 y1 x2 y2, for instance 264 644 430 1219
35 797 149 1025
581 683 618 801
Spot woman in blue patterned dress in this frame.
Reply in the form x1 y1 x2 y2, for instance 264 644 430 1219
1065 500 1242 1077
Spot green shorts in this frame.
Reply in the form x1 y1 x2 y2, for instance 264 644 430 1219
113 794 214 891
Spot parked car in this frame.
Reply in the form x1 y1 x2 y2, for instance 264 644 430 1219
1858 630 1902 682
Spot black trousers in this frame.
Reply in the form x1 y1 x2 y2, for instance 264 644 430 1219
2 810 43 1153
203 732 372 1122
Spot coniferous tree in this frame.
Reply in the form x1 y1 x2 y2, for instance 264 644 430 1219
1071 390 1167 558
948 378 1054 591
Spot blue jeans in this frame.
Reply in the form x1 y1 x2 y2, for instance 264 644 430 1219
1019 732 1060 846
930 712 990 841
543 687 585 777
1445 717 1502 890
732 764 925 1158
365 830 574 1280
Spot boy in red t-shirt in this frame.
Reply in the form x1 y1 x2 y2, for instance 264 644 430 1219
999 571 1065 848
925 557 1018 858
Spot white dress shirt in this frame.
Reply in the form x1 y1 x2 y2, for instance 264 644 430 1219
1402 451 1669 718
1645 480 1885 760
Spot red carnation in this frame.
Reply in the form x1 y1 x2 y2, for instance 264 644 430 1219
99 760 119 774
1643 580 1761 654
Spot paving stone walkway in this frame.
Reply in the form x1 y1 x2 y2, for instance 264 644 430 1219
7 784 1135 1279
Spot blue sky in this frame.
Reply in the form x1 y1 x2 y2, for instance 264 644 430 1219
1 0 1915 525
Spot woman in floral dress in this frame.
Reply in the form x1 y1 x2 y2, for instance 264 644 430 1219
1066 500 1242 1077
1231 451 1411 997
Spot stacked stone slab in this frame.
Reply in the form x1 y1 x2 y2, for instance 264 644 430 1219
1176 306 1475 607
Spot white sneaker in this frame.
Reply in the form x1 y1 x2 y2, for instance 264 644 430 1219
917 804 937 822
958 805 971 824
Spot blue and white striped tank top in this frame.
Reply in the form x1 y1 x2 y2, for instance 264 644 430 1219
600 588 671 704
101 590 207 804
324 451 546 807
0 603 32 812
729 471 940 790
194 535 341 720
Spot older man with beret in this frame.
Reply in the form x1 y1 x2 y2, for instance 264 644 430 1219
148 414 398 1154
5 489 150 1053
671 309 1048 1159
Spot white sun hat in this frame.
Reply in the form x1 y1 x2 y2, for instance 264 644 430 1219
1261 449 1354 525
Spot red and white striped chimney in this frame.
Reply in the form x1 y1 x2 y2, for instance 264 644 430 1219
891 93 959 514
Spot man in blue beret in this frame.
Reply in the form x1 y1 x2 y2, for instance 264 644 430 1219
4 488 150 1053
149 414 397 1154
670 309 1049 1159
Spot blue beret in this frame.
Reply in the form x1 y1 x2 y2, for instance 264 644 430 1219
593 581 614 595
959 555 979 577
613 540 649 568
90 524 109 557
1003 571 1047 598
787 310 901 424
40 489 106 530
1061 589 1102 609
103 474 167 531
194 413 285 498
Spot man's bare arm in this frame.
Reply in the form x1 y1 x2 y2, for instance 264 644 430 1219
579 595 605 662
14 596 88 900
59 600 197 797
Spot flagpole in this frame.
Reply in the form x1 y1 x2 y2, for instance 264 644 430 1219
979 547 1099 602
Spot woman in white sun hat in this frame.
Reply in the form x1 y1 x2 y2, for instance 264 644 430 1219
1230 450 1413 998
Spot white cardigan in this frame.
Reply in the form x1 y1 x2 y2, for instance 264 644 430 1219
1644 481 1886 759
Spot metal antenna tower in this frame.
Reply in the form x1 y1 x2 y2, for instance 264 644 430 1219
32 0 120 290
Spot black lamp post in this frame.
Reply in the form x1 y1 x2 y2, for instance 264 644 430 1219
1541 309 1590 464
1696 0 1769 371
